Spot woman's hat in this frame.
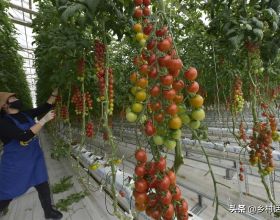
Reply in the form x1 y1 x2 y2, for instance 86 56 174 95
0 92 16 109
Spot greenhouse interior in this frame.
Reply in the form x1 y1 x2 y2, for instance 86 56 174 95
0 0 280 220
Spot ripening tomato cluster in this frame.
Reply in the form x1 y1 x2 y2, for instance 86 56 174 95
133 0 151 19
94 40 106 100
108 68 114 115
60 105 69 121
133 149 189 220
239 121 247 142
86 121 94 137
133 0 151 47
133 0 152 46
127 0 206 152
248 122 274 175
231 76 244 114
77 57 85 81
71 88 93 115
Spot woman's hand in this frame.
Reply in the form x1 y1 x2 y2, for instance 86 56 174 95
52 88 58 97
47 88 59 105
38 110 56 126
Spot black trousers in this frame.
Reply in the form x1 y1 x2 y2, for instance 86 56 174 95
0 181 52 213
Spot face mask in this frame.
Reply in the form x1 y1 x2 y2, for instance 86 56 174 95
8 100 23 110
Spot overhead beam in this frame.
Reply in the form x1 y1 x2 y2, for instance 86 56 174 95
11 18 32 28
9 3 37 15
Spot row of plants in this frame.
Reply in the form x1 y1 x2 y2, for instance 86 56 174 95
0 0 32 109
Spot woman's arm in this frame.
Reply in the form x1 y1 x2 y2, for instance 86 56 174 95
0 118 35 142
0 111 55 143
24 89 58 118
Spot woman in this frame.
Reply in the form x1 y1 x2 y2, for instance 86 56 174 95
0 89 63 219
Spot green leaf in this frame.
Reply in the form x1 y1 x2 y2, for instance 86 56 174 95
61 4 86 22
228 34 243 48
84 0 101 15
226 28 236 36
253 28 263 40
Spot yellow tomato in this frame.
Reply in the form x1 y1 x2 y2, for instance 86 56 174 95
135 90 147 102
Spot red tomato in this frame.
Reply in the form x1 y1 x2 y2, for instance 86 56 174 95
146 161 156 176
151 101 162 111
134 0 143 6
164 203 174 219
168 69 180 77
156 26 168 37
166 59 183 72
147 193 157 207
147 39 156 50
162 89 176 100
166 36 173 44
159 175 171 190
143 23 153 35
135 149 147 163
158 55 171 67
141 50 149 61
148 176 158 189
134 7 143 18
160 190 172 205
135 178 148 193
172 80 185 91
187 81 199 93
151 209 161 219
156 157 166 172
150 85 161 97
148 67 158 79
166 103 178 115
148 53 157 65
143 6 151 16
168 49 177 57
140 64 149 75
172 185 182 201
135 165 146 177
176 199 188 214
134 191 148 204
167 170 176 185
154 113 164 123
145 123 156 136
157 39 172 52
160 74 173 86
143 0 151 6
184 67 198 80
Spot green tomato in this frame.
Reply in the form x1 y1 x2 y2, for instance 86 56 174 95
191 108 205 121
153 135 164 145
180 114 191 125
126 112 137 122
139 39 146 47
164 139 177 150
172 129 182 140
189 120 200 129
178 105 187 114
